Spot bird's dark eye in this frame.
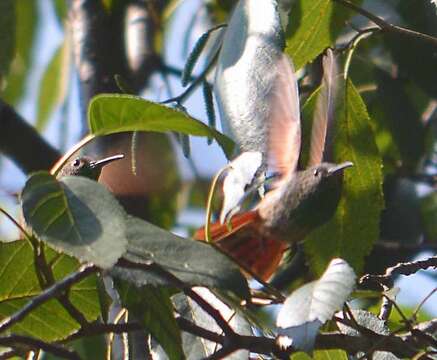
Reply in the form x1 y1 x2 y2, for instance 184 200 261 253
313 168 319 176
73 159 80 167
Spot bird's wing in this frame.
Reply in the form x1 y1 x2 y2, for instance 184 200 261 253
193 211 287 281
268 53 301 177
308 48 339 166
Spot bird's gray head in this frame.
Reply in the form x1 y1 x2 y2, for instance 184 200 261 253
57 154 124 180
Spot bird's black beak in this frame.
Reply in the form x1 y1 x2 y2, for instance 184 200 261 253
90 154 125 169
328 161 354 175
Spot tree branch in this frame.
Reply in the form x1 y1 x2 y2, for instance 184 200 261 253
334 0 437 48
0 99 61 173
0 264 98 333
0 335 80 360
360 255 437 287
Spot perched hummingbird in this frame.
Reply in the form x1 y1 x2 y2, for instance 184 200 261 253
56 154 125 180
194 50 353 281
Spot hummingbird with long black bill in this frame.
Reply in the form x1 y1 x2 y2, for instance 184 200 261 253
56 154 125 180
194 50 353 281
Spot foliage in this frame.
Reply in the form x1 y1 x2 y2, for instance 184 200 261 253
0 0 436 359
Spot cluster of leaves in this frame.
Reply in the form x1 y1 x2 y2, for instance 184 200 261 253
0 0 436 359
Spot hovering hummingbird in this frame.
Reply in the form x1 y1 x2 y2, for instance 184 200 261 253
194 50 353 281
56 154 125 180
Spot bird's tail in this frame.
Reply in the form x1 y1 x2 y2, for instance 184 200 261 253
193 211 288 281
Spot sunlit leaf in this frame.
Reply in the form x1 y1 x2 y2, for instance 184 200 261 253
0 240 101 341
36 38 70 131
116 280 183 360
304 80 383 274
277 259 355 352
285 0 362 69
88 94 235 158
111 217 250 299
22 172 127 269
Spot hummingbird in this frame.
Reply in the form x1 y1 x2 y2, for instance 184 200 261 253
56 154 125 180
194 50 353 281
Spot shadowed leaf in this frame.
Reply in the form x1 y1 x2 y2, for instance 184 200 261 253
22 172 127 269
111 217 250 299
115 280 183 360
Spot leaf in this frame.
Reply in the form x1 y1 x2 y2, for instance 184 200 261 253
115 280 183 360
220 151 263 223
2 0 37 105
0 240 101 341
111 217 250 299
304 80 383 274
385 1 437 98
373 68 425 170
291 350 348 359
87 94 235 158
21 172 127 269
285 0 362 69
337 310 400 359
174 288 251 359
421 192 437 241
277 259 355 352
0 0 15 82
36 38 70 131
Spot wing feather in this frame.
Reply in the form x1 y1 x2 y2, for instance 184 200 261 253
308 49 338 166
268 54 301 177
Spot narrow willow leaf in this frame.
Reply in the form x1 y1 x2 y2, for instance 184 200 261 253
202 81 216 145
304 80 383 274
2 1 37 105
111 217 250 299
88 94 234 158
0 240 101 341
22 172 127 269
36 38 70 131
182 30 209 86
285 0 362 69
115 280 183 360
0 0 15 82
181 133 191 158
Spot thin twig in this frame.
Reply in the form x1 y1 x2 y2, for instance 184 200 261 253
0 265 98 333
0 335 80 360
116 258 236 336
334 0 437 48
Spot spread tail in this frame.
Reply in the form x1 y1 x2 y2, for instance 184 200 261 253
193 211 288 281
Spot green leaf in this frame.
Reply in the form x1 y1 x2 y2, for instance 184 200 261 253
111 217 250 299
21 172 127 269
421 192 437 241
0 240 101 341
115 280 183 360
87 94 235 158
2 0 37 105
385 1 437 98
304 80 383 274
36 39 70 131
285 0 362 69
292 350 349 359
0 0 15 82
373 69 425 170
